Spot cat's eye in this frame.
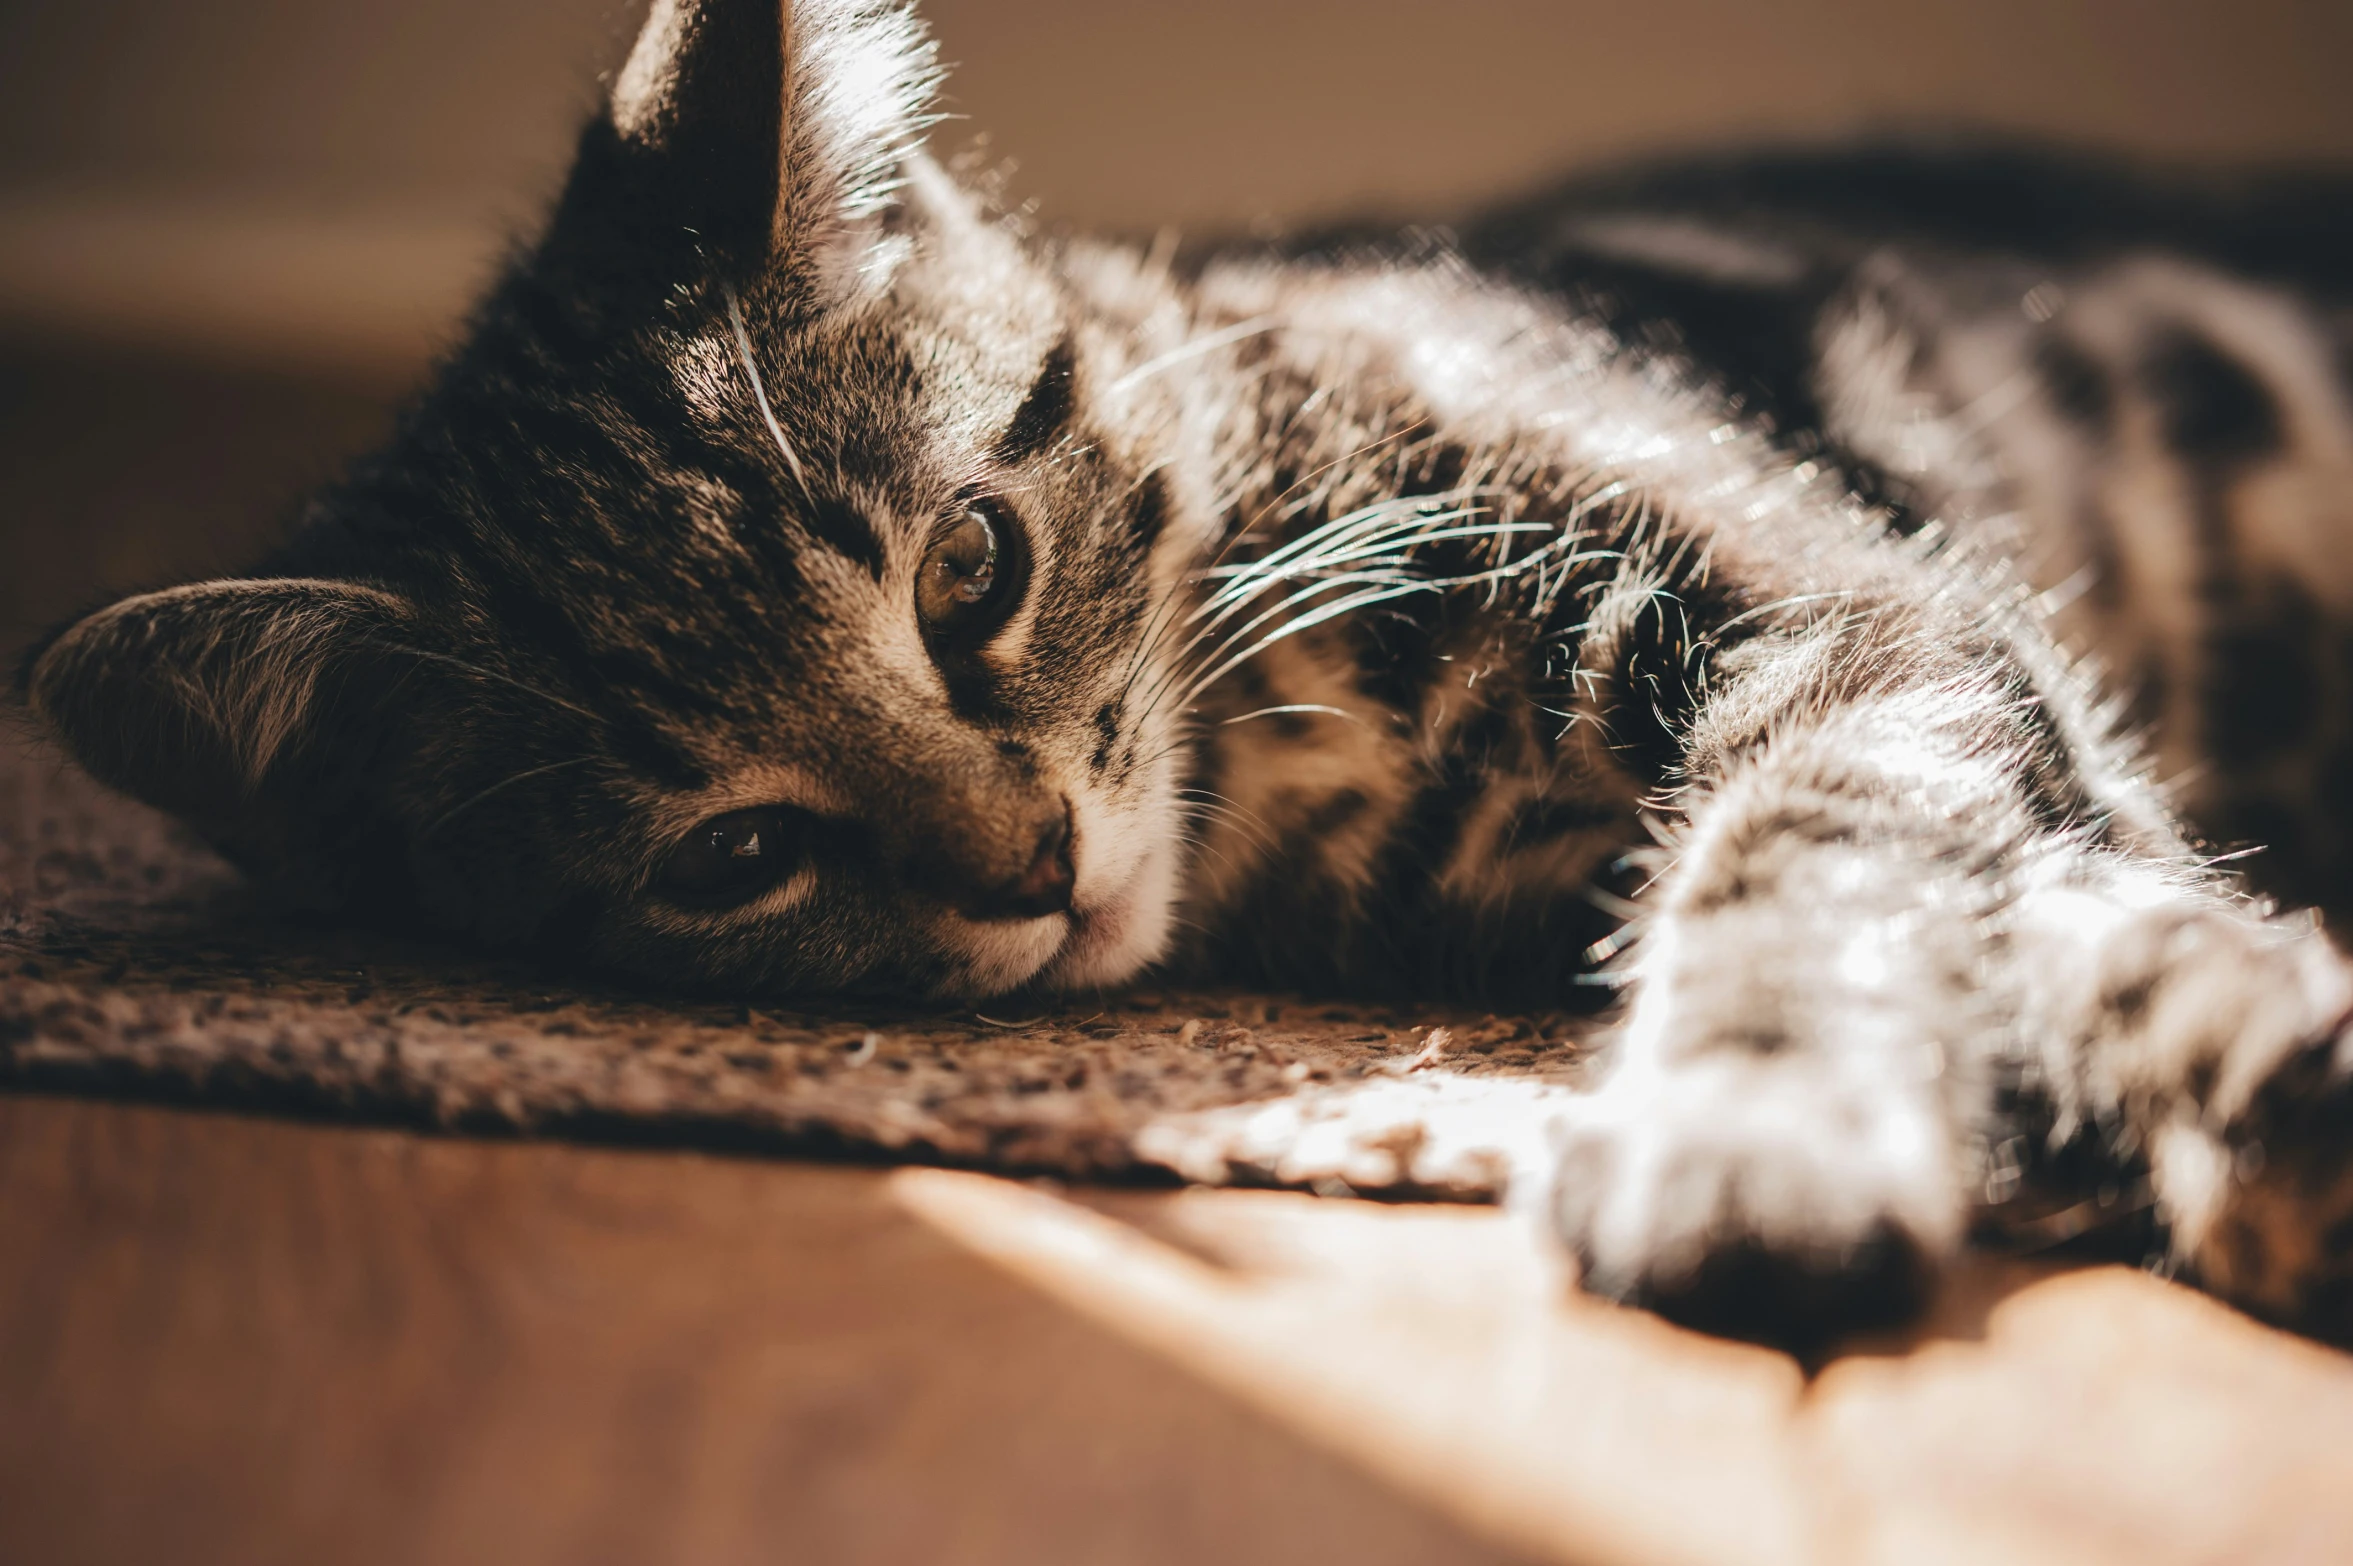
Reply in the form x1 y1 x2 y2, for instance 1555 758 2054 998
917 502 1011 635
658 807 806 905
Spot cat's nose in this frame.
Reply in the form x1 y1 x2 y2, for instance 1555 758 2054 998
965 810 1075 921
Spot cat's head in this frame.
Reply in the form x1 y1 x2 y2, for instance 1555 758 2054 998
20 0 1218 999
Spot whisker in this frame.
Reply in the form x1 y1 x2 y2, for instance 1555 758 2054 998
423 756 599 841
1108 314 1280 395
1172 789 1281 851
1127 496 1507 722
724 284 811 496
360 640 605 729
1116 425 1431 707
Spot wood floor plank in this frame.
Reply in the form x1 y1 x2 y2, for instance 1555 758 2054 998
0 1094 1534 1566
897 1172 2353 1566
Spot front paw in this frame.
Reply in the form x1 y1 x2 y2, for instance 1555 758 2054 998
1542 1054 1965 1352
2163 1031 2353 1343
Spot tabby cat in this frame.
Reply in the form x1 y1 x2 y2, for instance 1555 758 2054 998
22 0 2353 1348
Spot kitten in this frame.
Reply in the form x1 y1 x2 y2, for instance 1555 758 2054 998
20 0 2353 1348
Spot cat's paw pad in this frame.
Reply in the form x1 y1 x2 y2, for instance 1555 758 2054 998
1541 1057 1961 1352
1602 1223 1933 1353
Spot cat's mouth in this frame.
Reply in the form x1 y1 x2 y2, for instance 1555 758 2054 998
951 896 1158 998
947 901 1111 997
1036 827 1181 992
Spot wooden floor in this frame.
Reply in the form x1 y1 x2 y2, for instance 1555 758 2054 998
0 1095 1534 1566
8 1093 2353 1566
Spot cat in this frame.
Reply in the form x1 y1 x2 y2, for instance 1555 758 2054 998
19 0 2353 1350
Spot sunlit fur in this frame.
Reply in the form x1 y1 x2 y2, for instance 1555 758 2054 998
23 0 2353 1347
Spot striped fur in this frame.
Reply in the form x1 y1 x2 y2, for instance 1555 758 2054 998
22 1 2353 1347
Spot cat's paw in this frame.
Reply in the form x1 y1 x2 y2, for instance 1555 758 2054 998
1541 1053 1964 1352
2060 899 2353 1342
2161 1028 2353 1344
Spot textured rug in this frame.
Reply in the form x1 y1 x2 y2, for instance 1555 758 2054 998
0 733 1594 1198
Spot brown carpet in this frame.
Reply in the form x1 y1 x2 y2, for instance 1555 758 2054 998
0 731 1591 1196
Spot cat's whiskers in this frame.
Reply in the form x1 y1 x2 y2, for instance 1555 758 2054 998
1143 497 1618 725
359 640 606 730
422 756 600 842
1171 786 1280 853
1106 313 1281 396
1171 780 1270 827
1124 491 1495 724
1108 463 1200 706
1161 814 1248 884
723 285 812 497
1110 425 1427 718
1110 423 1458 747
1217 703 1366 730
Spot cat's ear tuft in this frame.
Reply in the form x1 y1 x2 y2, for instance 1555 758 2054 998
22 579 408 856
604 0 941 287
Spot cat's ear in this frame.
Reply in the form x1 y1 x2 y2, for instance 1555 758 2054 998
598 0 940 289
21 579 410 892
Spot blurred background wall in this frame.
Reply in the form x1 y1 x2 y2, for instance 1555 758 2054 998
1 0 2349 378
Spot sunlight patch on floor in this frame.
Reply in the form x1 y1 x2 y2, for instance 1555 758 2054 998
893 1168 2353 1566
891 1169 1809 1566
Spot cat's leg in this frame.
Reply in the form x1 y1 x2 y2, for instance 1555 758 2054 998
1543 667 2045 1345
2007 856 2353 1340
1542 640 2353 1344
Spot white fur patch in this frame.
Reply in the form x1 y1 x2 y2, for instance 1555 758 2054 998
784 0 942 225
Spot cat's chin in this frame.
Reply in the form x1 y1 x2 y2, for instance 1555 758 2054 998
1037 895 1162 991
944 911 1072 998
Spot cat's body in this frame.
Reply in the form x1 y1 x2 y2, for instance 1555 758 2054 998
21 0 2353 1347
